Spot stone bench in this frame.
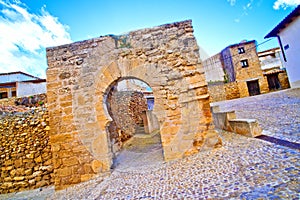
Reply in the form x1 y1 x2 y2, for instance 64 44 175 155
228 119 262 137
211 105 262 137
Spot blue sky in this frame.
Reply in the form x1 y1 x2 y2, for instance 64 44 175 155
0 0 299 77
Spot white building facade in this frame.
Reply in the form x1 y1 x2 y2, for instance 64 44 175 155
0 71 46 99
265 5 300 88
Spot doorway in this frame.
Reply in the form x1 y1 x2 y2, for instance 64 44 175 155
247 80 260 96
267 74 281 91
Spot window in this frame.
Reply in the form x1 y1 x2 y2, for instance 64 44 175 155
284 44 289 50
241 59 249 68
238 47 245 54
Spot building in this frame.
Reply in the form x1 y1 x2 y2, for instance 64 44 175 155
220 40 269 96
258 47 290 91
202 53 224 83
265 5 300 88
203 40 269 99
0 71 46 99
203 41 290 102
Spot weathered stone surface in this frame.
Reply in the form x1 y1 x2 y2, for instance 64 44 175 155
228 119 262 137
0 96 53 194
107 90 148 155
46 20 221 189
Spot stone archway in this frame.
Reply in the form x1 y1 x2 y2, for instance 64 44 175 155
103 77 162 168
46 20 222 190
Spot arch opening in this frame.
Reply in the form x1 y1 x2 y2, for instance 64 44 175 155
104 77 163 168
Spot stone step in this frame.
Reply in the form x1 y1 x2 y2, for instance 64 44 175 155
135 125 146 135
123 131 161 152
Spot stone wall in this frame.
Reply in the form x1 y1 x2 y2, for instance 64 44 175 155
107 90 148 155
0 96 53 194
208 82 240 103
46 20 222 189
278 71 290 89
208 83 226 103
225 82 240 100
0 94 47 108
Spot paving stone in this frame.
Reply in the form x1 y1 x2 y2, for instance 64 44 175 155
1 88 299 199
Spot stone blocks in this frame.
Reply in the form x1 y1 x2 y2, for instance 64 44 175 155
0 99 53 194
212 106 262 137
46 20 222 189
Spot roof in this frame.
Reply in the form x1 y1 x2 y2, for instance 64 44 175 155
0 71 42 80
265 5 300 38
258 47 281 57
258 47 280 54
225 40 256 49
263 68 285 75
0 79 46 88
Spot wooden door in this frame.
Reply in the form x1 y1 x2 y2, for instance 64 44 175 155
247 80 260 96
267 74 281 90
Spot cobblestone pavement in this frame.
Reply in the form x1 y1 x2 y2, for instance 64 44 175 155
212 88 300 143
2 130 299 200
1 89 299 199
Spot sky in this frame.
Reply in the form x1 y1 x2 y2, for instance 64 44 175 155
0 0 299 78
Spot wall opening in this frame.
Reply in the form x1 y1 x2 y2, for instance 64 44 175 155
267 74 281 91
247 80 261 96
104 77 162 169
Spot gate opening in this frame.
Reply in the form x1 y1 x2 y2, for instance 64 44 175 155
105 78 163 169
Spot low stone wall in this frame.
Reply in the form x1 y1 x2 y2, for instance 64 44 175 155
0 94 47 107
0 95 53 194
224 82 240 100
208 75 289 103
208 83 226 103
208 82 240 102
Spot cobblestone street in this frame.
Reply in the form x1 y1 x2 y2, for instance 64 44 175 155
212 88 300 143
1 88 299 199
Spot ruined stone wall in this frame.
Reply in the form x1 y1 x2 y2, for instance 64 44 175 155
0 105 53 194
0 94 47 107
107 90 147 154
46 20 222 189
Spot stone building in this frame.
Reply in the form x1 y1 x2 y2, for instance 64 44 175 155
203 40 269 102
0 71 46 99
258 47 290 91
203 40 291 102
221 40 269 97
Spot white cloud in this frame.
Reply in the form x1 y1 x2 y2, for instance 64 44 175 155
231 0 253 22
227 0 236 6
0 0 72 78
273 0 300 10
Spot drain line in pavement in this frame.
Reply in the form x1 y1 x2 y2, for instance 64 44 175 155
255 135 300 150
